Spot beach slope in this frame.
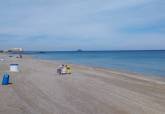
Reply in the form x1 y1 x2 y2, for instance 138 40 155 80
0 55 165 114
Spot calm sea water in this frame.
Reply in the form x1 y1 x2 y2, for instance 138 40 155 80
25 50 165 77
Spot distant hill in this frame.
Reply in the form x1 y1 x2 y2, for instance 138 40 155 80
77 49 83 52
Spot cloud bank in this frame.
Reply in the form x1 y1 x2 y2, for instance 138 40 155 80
0 0 164 50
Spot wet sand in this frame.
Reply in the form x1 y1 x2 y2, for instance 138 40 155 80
0 54 165 114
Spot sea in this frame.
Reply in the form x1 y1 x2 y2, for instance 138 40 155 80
23 50 165 77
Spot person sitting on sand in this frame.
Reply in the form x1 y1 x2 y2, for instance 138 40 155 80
57 64 63 75
61 65 67 75
66 65 72 74
19 54 22 58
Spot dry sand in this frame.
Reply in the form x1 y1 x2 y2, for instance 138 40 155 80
0 54 165 114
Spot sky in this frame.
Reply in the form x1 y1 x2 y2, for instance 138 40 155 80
0 0 165 51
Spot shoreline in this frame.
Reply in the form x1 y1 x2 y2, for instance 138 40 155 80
29 51 165 78
0 53 165 114
30 54 165 82
2 53 165 85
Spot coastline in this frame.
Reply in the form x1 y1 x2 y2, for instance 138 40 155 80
31 54 165 82
0 53 165 114
30 50 165 78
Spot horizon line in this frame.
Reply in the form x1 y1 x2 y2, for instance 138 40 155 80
22 49 165 52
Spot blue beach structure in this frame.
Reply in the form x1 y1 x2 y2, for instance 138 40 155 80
2 73 10 85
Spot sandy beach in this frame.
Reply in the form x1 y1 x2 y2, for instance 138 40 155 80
0 54 165 114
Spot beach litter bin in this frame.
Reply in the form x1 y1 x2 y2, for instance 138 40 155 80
2 73 10 85
10 64 19 72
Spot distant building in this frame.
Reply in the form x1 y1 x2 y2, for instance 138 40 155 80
8 48 23 53
0 50 4 53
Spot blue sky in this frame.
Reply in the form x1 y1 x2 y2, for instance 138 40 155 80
0 0 165 50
